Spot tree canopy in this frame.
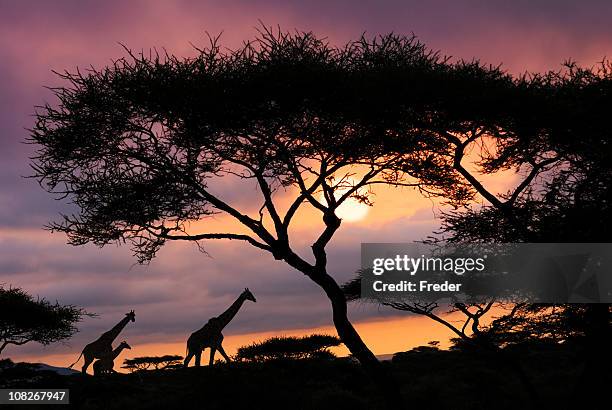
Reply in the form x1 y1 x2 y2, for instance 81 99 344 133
122 355 184 372
29 29 537 264
0 286 90 355
236 334 341 362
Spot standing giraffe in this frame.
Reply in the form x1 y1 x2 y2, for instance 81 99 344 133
68 310 135 374
184 288 256 367
93 341 131 376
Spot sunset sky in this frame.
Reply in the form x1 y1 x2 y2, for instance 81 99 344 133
2 0 612 368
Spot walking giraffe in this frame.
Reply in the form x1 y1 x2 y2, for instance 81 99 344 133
184 288 256 367
68 310 135 374
93 341 131 376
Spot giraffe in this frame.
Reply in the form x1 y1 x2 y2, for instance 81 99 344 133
68 310 135 374
92 341 131 376
184 288 256 367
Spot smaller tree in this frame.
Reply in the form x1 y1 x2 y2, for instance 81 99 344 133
0 285 91 355
469 304 611 348
236 334 341 362
122 355 184 372
343 276 542 404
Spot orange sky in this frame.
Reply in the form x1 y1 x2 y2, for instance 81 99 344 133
17 311 480 371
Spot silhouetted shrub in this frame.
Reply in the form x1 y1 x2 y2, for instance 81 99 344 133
0 358 13 369
236 334 341 362
392 344 443 363
0 285 92 356
122 355 183 372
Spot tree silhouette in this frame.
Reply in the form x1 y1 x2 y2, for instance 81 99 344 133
30 27 516 403
122 355 184 372
236 334 341 362
466 304 610 348
342 59 612 405
439 62 612 405
343 275 543 404
0 285 91 355
434 63 612 407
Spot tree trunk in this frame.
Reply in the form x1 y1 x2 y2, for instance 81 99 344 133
315 270 405 409
282 249 404 408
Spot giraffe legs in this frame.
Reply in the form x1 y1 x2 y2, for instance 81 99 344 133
183 351 194 367
82 353 95 375
217 344 231 363
184 338 199 367
209 347 216 366
184 343 196 367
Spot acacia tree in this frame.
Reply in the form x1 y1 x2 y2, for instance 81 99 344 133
339 58 612 409
0 286 90 355
30 29 488 400
343 274 543 404
122 355 184 372
235 334 341 362
437 62 612 407
344 60 612 405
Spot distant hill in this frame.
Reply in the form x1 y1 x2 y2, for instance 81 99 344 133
29 363 80 376
0 359 79 376
375 353 394 361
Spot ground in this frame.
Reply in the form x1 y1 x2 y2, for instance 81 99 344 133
0 343 581 410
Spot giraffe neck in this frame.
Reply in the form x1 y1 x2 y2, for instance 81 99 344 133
111 346 126 359
216 294 246 330
104 316 130 343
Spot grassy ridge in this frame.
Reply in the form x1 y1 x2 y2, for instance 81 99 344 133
2 344 581 410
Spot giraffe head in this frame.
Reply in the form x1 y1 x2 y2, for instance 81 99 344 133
125 310 136 322
119 341 132 350
243 288 256 302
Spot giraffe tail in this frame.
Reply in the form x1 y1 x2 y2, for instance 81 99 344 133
68 351 84 369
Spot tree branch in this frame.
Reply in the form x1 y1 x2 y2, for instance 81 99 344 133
508 157 559 204
126 148 278 247
0 339 31 354
254 172 286 242
445 131 505 209
159 231 272 252
384 302 469 341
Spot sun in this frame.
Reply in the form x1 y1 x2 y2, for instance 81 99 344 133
336 197 370 222
320 183 370 222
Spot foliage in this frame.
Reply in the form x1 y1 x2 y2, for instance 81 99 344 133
122 355 184 372
435 62 612 347
236 334 341 362
0 358 14 370
339 54 612 359
447 304 612 349
27 28 527 264
0 285 91 355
